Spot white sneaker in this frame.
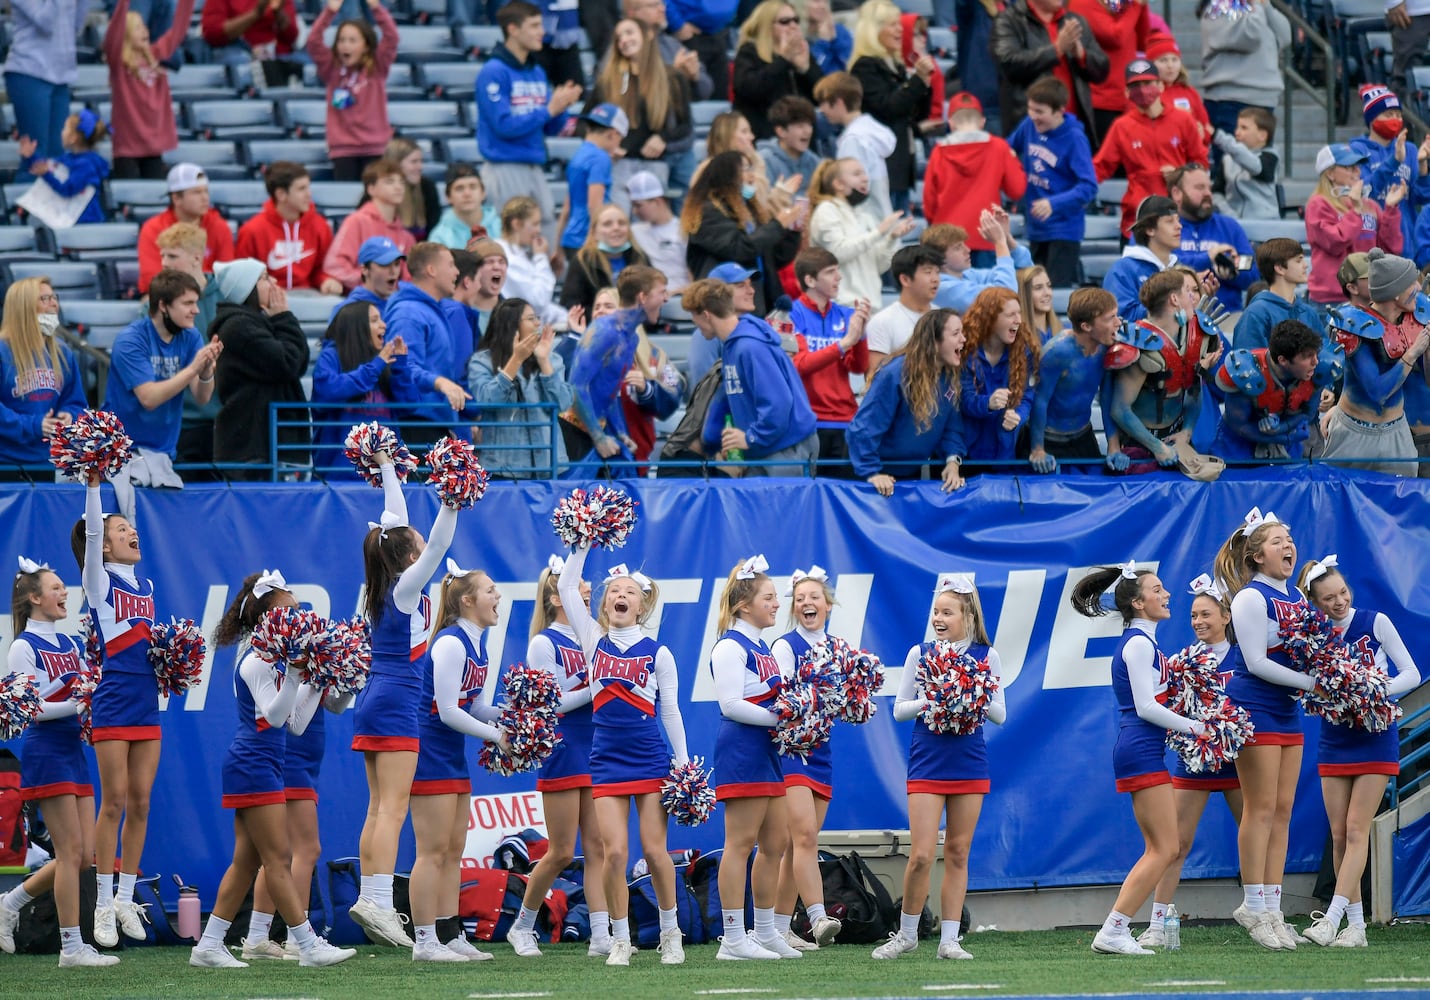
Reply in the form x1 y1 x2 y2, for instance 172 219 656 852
113 899 149 941
1231 903 1258 929
753 931 802 958
658 927 685 964
1091 930 1153 955
283 939 302 959
587 937 612 957
349 898 412 947
1270 913 1299 949
299 936 356 967
811 915 841 947
1136 927 1167 948
0 905 17 953
605 938 632 966
1247 913 1285 950
92 905 118 949
717 935 779 960
507 926 542 957
937 939 973 960
1303 912 1339 947
1332 924 1368 948
58 943 120 968
189 945 247 968
446 934 493 961
783 928 817 952
412 938 468 962
871 931 918 959
241 938 288 960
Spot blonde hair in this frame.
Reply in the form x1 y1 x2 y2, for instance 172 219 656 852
807 157 855 215
156 221 207 253
597 574 660 630
1297 558 1349 604
122 11 158 73
530 567 561 638
785 576 837 630
0 278 69 394
851 0 901 64
1018 265 1061 342
937 587 991 646
1213 520 1293 597
717 564 771 634
428 569 488 647
385 137 428 230
738 0 797 63
1314 170 1354 214
575 204 648 289
595 19 671 136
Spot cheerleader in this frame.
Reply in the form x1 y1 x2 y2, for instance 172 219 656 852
189 571 354 968
771 566 843 952
1071 562 1204 956
1214 507 1317 950
0 558 115 967
1298 556 1421 948
408 559 504 963
506 555 611 959
1141 574 1245 948
709 556 796 962
557 544 690 967
67 472 162 947
875 574 1005 962
349 450 461 947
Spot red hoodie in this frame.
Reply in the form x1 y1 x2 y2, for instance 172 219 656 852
901 13 946 123
1069 0 1149 114
791 294 869 423
236 200 336 291
137 206 236 294
1093 104 1207 235
922 134 1027 251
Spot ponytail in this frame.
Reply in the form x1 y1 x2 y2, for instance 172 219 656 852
428 570 485 648
213 571 292 647
716 564 768 634
530 568 560 639
11 566 53 637
362 525 421 625
1069 566 1151 626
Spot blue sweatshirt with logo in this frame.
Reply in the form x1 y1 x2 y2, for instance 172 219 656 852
383 281 455 424
474 44 572 165
0 339 88 465
1007 114 1097 243
702 315 817 458
1231 289 1326 352
845 355 965 477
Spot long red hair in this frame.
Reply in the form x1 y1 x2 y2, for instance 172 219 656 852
961 286 1040 408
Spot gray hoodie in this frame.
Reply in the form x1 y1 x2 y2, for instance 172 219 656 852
1199 3 1292 108
837 113 898 218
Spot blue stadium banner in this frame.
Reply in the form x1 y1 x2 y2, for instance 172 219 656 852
2 467 1426 900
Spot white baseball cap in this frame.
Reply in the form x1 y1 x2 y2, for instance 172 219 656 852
167 162 209 193
625 170 666 203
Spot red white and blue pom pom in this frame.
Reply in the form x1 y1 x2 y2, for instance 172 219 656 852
70 668 100 745
0 672 42 741
78 615 103 674
307 616 372 694
1201 0 1253 19
824 637 883 724
771 640 848 759
1163 642 1227 718
477 705 562 776
49 409 134 481
661 756 715 826
501 663 563 712
551 486 639 550
425 436 489 509
147 618 208 697
1279 605 1403 732
1167 699 1255 773
343 421 416 487
916 641 999 735
249 606 323 665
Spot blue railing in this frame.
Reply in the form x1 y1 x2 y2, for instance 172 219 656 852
1394 701 1430 808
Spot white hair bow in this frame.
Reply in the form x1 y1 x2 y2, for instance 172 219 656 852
1187 573 1224 600
736 554 769 580
367 509 407 540
1303 554 1340 588
547 554 566 577
935 572 975 595
252 569 290 599
17 556 50 576
1241 506 1282 537
784 564 829 596
446 558 473 579
608 564 652 592
1119 560 1139 581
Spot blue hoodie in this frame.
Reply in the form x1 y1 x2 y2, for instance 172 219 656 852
383 282 455 424
39 150 109 224
440 298 480 381
330 285 387 322
702 315 817 458
1175 213 1254 312
1231 289 1327 352
1103 247 1171 322
933 245 1032 314
0 339 88 465
1007 114 1097 243
846 355 965 478
1349 133 1427 258
309 340 419 478
960 346 1034 462
665 0 739 35
474 44 572 165
105 315 202 456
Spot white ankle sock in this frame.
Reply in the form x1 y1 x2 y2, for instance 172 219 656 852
245 911 273 944
612 916 630 943
1149 902 1169 931
373 873 394 909
1267 884 1283 915
1100 910 1132 937
658 906 678 933
199 915 230 950
806 902 827 923
60 926 83 954
290 920 316 952
415 924 436 945
2 885 33 913
1347 901 1365 928
115 872 136 905
721 908 745 943
752 906 775 939
359 875 377 905
899 911 920 940
940 919 960 946
1324 894 1348 927
96 873 114 906
511 905 538 933
589 910 611 943
1244 884 1266 912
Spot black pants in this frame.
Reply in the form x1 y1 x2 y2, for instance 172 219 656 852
533 45 584 89
332 155 379 183
1031 240 1083 288
112 156 168 180
814 427 856 479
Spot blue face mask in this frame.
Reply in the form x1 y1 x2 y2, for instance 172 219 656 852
1173 308 1188 329
598 240 632 254
740 183 757 201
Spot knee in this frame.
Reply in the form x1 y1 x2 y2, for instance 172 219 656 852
98 798 124 822
544 843 576 870
943 838 973 871
605 841 629 871
126 789 152 818
1344 817 1372 846
792 826 820 852
56 837 84 870
906 847 935 874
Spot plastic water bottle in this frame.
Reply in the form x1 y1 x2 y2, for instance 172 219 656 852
724 415 743 461
175 874 201 942
1163 903 1180 951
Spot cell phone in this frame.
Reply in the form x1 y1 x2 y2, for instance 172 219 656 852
1236 254 1254 271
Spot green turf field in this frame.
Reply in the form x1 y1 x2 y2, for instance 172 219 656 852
4 925 1430 999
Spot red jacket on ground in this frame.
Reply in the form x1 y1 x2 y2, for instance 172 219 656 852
1093 105 1208 235
138 207 236 293
236 200 336 291
922 133 1028 251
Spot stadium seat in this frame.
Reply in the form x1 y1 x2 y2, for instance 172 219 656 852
546 137 583 167
691 101 730 131
1095 179 1128 213
1083 255 1119 282
243 140 333 177
1052 287 1073 316
0 225 47 259
207 180 270 218
281 100 329 139
104 260 142 300
2 181 38 223
893 0 934 16
5 261 103 301
60 299 145 351
382 62 428 102
169 63 237 103
47 223 142 262
0 141 20 183
393 25 464 62
71 64 111 101
287 294 346 336
387 101 469 140
1083 215 1123 255
456 25 504 57
418 62 479 101
442 137 483 165
1241 219 1310 245
310 181 364 213
105 179 170 221
162 141 250 180
188 100 286 141
928 27 956 57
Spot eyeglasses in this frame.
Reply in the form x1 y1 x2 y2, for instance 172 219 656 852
775 16 799 25
38 294 58 304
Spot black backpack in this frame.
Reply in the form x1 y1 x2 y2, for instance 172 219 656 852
814 851 899 944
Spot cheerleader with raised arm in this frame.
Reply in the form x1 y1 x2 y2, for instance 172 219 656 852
349 449 462 947
874 574 1005 962
558 544 691 967
506 555 611 959
1140 574 1245 948
0 559 114 968
1298 556 1421 948
770 566 843 952
408 560 505 963
1071 562 1205 956
1214 508 1317 950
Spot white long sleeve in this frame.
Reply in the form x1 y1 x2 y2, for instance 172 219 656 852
82 484 108 604
557 545 602 660
984 647 1007 727
287 682 323 736
527 630 593 714
7 636 79 721
378 461 409 525
240 652 302 728
653 644 688 765
893 645 928 722
1342 611 1425 698
1230 582 1315 690
712 634 780 727
431 631 504 742
1124 633 1199 734
392 504 457 614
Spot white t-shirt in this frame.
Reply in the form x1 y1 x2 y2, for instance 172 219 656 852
865 301 925 356
632 218 691 293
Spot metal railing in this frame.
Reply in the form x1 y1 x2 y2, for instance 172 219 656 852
1270 0 1336 174
1393 701 1430 808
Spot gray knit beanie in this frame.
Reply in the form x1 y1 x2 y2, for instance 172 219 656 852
1366 247 1418 303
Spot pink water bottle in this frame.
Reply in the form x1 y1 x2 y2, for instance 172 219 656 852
174 874 200 942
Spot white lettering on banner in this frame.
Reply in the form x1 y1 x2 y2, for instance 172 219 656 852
161 584 230 712
464 792 547 869
1042 562 1161 690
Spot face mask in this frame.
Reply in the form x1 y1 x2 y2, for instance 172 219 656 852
1127 87 1158 111
740 183 757 201
1335 185 1353 198
846 189 869 208
1372 117 1405 140
160 307 187 336
1173 308 1187 329
597 240 632 254
36 312 60 337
